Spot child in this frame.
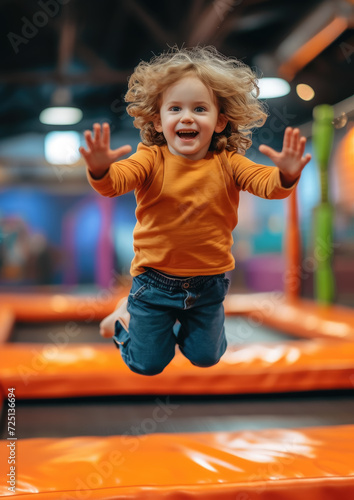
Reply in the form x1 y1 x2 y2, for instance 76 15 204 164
80 46 311 376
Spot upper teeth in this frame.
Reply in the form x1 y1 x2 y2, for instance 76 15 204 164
179 131 196 134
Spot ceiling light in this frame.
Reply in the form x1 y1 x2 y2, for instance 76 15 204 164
257 78 291 99
296 84 315 101
44 131 81 165
39 107 83 125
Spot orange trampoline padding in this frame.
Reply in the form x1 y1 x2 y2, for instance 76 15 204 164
1 425 354 499
1 341 354 398
0 289 129 322
3 291 354 340
0 307 14 344
225 294 354 341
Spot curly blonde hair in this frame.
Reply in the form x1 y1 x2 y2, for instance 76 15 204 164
125 46 267 154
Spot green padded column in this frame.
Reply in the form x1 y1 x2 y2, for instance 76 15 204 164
312 104 335 304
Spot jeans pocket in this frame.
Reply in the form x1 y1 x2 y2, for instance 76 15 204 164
129 276 149 300
113 323 130 349
129 284 147 300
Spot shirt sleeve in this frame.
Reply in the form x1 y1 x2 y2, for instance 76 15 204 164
227 151 298 199
86 143 156 198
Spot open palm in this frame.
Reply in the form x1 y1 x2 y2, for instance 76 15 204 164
80 122 132 178
259 127 311 184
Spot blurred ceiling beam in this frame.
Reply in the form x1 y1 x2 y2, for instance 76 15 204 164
208 7 287 50
0 69 131 85
256 0 354 80
76 44 115 73
57 15 76 75
187 0 241 46
123 0 172 45
183 0 206 39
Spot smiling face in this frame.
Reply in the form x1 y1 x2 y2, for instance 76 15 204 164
153 75 227 161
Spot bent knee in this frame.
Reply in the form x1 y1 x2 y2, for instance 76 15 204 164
140 365 166 376
190 355 221 368
128 360 170 376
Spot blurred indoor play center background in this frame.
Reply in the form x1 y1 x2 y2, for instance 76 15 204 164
0 0 353 307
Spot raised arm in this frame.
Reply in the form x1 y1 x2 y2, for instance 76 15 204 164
259 127 311 187
79 122 132 179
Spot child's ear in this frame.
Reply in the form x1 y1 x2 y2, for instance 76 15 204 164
215 114 228 133
153 115 163 133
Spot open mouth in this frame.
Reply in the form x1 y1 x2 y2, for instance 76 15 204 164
177 131 198 140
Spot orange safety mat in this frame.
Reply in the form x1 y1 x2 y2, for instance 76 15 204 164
1 425 354 499
1 341 354 398
2 291 354 341
0 291 129 322
224 294 354 340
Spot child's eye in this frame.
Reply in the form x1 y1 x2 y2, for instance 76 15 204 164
195 106 206 112
169 106 180 112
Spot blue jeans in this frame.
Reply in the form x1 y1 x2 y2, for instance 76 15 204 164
113 268 230 376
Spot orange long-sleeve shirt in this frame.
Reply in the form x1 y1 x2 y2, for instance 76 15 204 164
87 143 296 276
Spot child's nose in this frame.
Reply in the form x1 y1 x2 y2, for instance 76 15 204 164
180 111 194 123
